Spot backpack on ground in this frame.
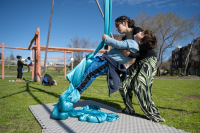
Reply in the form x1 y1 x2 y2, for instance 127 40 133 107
42 74 54 87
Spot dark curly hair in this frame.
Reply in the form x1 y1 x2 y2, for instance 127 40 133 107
140 30 157 51
16 55 22 59
115 16 135 28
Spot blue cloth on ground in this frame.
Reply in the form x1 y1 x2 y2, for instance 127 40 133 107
52 0 119 123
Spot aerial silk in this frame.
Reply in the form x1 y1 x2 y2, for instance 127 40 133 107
52 0 119 123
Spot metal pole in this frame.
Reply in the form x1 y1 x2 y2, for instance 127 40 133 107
42 0 54 79
95 0 104 19
71 51 73 70
64 52 66 79
2 42 4 79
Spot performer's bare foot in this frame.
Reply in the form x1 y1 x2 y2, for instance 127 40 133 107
148 119 157 123
116 110 123 113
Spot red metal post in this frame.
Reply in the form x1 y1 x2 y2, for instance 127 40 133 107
64 52 66 79
2 42 4 79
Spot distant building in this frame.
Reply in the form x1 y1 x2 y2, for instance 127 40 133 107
40 60 61 66
171 37 200 75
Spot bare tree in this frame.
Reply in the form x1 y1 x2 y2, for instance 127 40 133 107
10 51 15 60
134 12 194 76
55 67 63 75
184 12 200 75
5 56 10 65
67 36 98 68
183 38 200 75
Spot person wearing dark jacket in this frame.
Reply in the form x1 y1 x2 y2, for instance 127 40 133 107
115 16 165 123
16 55 27 81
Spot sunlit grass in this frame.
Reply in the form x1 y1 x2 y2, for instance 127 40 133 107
0 76 199 133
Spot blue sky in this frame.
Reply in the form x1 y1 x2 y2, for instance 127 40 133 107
0 0 200 64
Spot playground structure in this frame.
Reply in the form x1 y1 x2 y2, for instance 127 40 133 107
1 27 108 81
1 0 113 82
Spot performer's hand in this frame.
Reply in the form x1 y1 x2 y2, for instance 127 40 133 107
102 34 108 41
120 49 131 57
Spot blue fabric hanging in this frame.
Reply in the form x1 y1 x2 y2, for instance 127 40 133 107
52 0 119 123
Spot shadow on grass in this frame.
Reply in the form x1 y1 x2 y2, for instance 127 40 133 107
157 106 199 113
29 86 60 98
0 90 27 99
80 96 121 109
26 82 76 133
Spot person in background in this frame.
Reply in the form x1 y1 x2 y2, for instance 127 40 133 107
27 57 33 72
16 55 27 81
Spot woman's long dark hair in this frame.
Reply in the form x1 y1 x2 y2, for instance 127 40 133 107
115 16 135 28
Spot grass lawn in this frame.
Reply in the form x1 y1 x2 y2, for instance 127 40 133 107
155 75 200 79
0 64 67 77
0 76 199 133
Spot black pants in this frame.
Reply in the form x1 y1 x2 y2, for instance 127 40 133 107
17 67 23 79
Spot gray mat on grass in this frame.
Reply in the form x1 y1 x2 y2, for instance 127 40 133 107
29 100 188 133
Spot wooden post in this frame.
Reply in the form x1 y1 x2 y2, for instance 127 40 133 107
36 27 41 82
34 46 37 81
64 52 66 79
2 42 4 79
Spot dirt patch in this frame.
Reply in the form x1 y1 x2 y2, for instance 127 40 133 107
184 96 200 100
48 67 64 70
48 67 56 70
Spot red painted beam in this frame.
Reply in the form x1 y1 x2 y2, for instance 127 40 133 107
33 46 107 53
41 57 65 59
28 31 39 50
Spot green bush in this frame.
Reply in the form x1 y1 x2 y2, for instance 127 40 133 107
173 70 177 75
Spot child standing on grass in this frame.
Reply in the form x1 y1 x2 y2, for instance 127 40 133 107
27 57 33 72
76 30 156 96
16 55 27 81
